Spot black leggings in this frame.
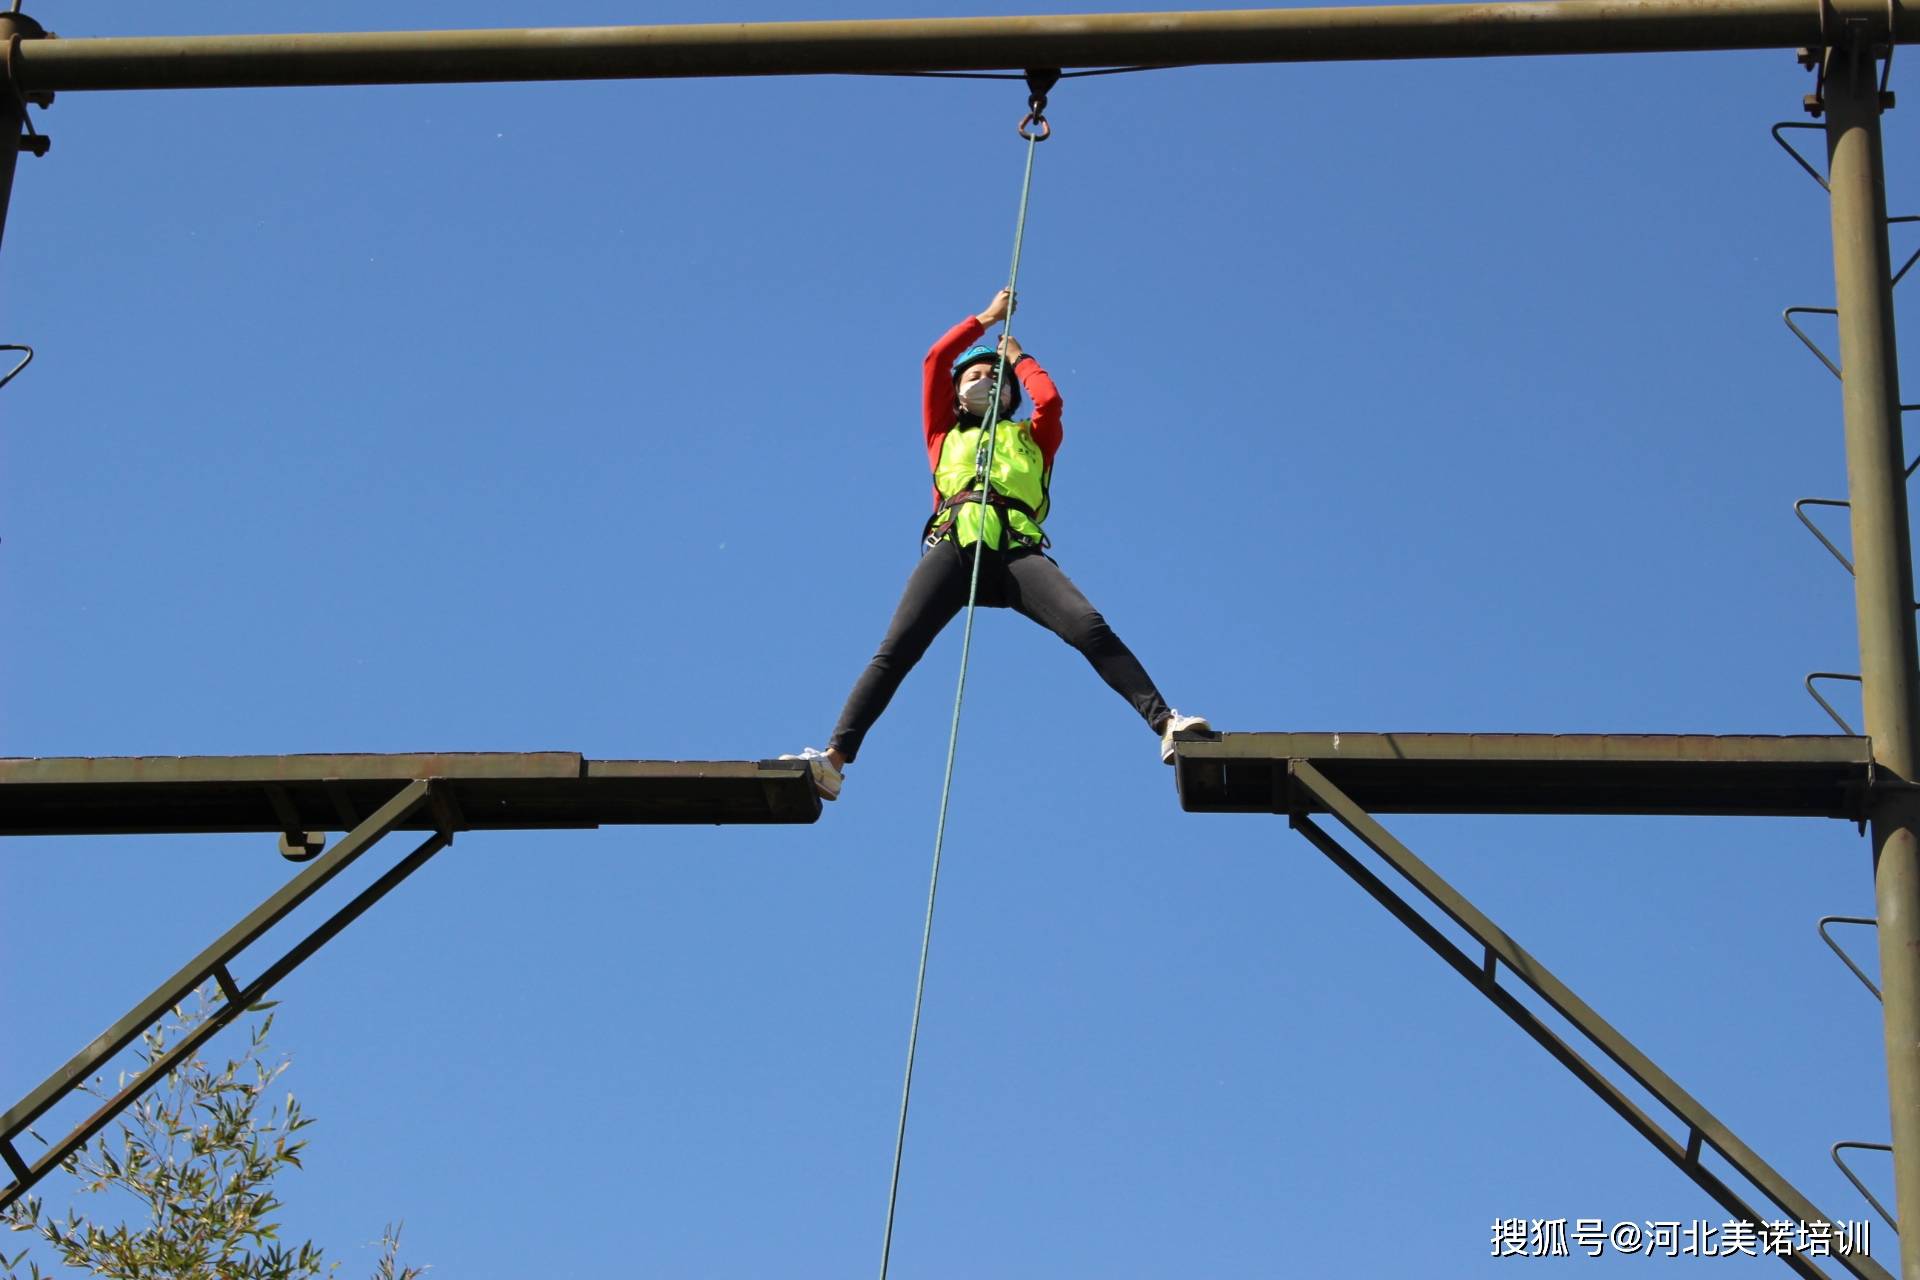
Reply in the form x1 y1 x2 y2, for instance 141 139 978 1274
829 539 1171 762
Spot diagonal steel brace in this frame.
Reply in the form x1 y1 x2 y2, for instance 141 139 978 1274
0 778 457 1213
1286 761 1889 1280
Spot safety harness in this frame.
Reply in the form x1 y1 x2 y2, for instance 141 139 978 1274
920 485 1049 551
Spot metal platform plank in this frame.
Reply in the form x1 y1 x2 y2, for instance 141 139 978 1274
1173 732 1874 818
0 753 821 833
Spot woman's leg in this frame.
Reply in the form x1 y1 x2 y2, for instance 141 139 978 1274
1004 551 1172 731
828 541 973 763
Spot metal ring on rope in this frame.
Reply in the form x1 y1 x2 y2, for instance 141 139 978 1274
1018 66 1060 141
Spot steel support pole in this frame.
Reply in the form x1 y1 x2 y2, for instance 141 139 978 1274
0 13 28 255
1825 43 1920 1270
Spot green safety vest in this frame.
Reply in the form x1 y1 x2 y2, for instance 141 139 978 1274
926 417 1052 550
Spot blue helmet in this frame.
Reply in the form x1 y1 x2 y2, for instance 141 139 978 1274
950 344 1022 415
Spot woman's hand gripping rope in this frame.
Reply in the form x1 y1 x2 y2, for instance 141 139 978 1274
975 287 1014 329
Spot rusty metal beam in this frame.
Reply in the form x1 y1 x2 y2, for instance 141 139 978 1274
0 753 822 832
1173 732 1873 818
0 781 450 1215
12 2 1915 94
1288 762 1889 1280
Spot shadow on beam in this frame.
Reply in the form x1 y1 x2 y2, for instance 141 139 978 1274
1173 732 1873 819
0 753 823 834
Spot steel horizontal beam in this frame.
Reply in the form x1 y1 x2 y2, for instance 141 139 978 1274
1173 731 1873 818
12 1 1912 94
0 753 822 832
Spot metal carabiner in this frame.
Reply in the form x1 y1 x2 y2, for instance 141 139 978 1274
1019 67 1060 141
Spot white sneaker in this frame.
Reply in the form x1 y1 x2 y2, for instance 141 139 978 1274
779 747 843 801
1159 712 1212 765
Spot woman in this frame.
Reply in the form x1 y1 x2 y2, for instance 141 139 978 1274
788 288 1207 800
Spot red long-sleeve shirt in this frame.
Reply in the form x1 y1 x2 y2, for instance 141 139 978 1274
922 315 1063 509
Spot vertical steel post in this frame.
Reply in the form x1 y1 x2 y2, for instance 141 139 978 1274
1825 39 1920 1269
0 13 26 253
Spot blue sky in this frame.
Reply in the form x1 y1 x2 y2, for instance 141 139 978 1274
0 1 1907 1275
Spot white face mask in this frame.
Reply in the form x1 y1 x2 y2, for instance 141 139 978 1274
959 378 999 413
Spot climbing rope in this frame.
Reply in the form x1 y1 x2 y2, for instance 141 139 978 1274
875 69 1058 1280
